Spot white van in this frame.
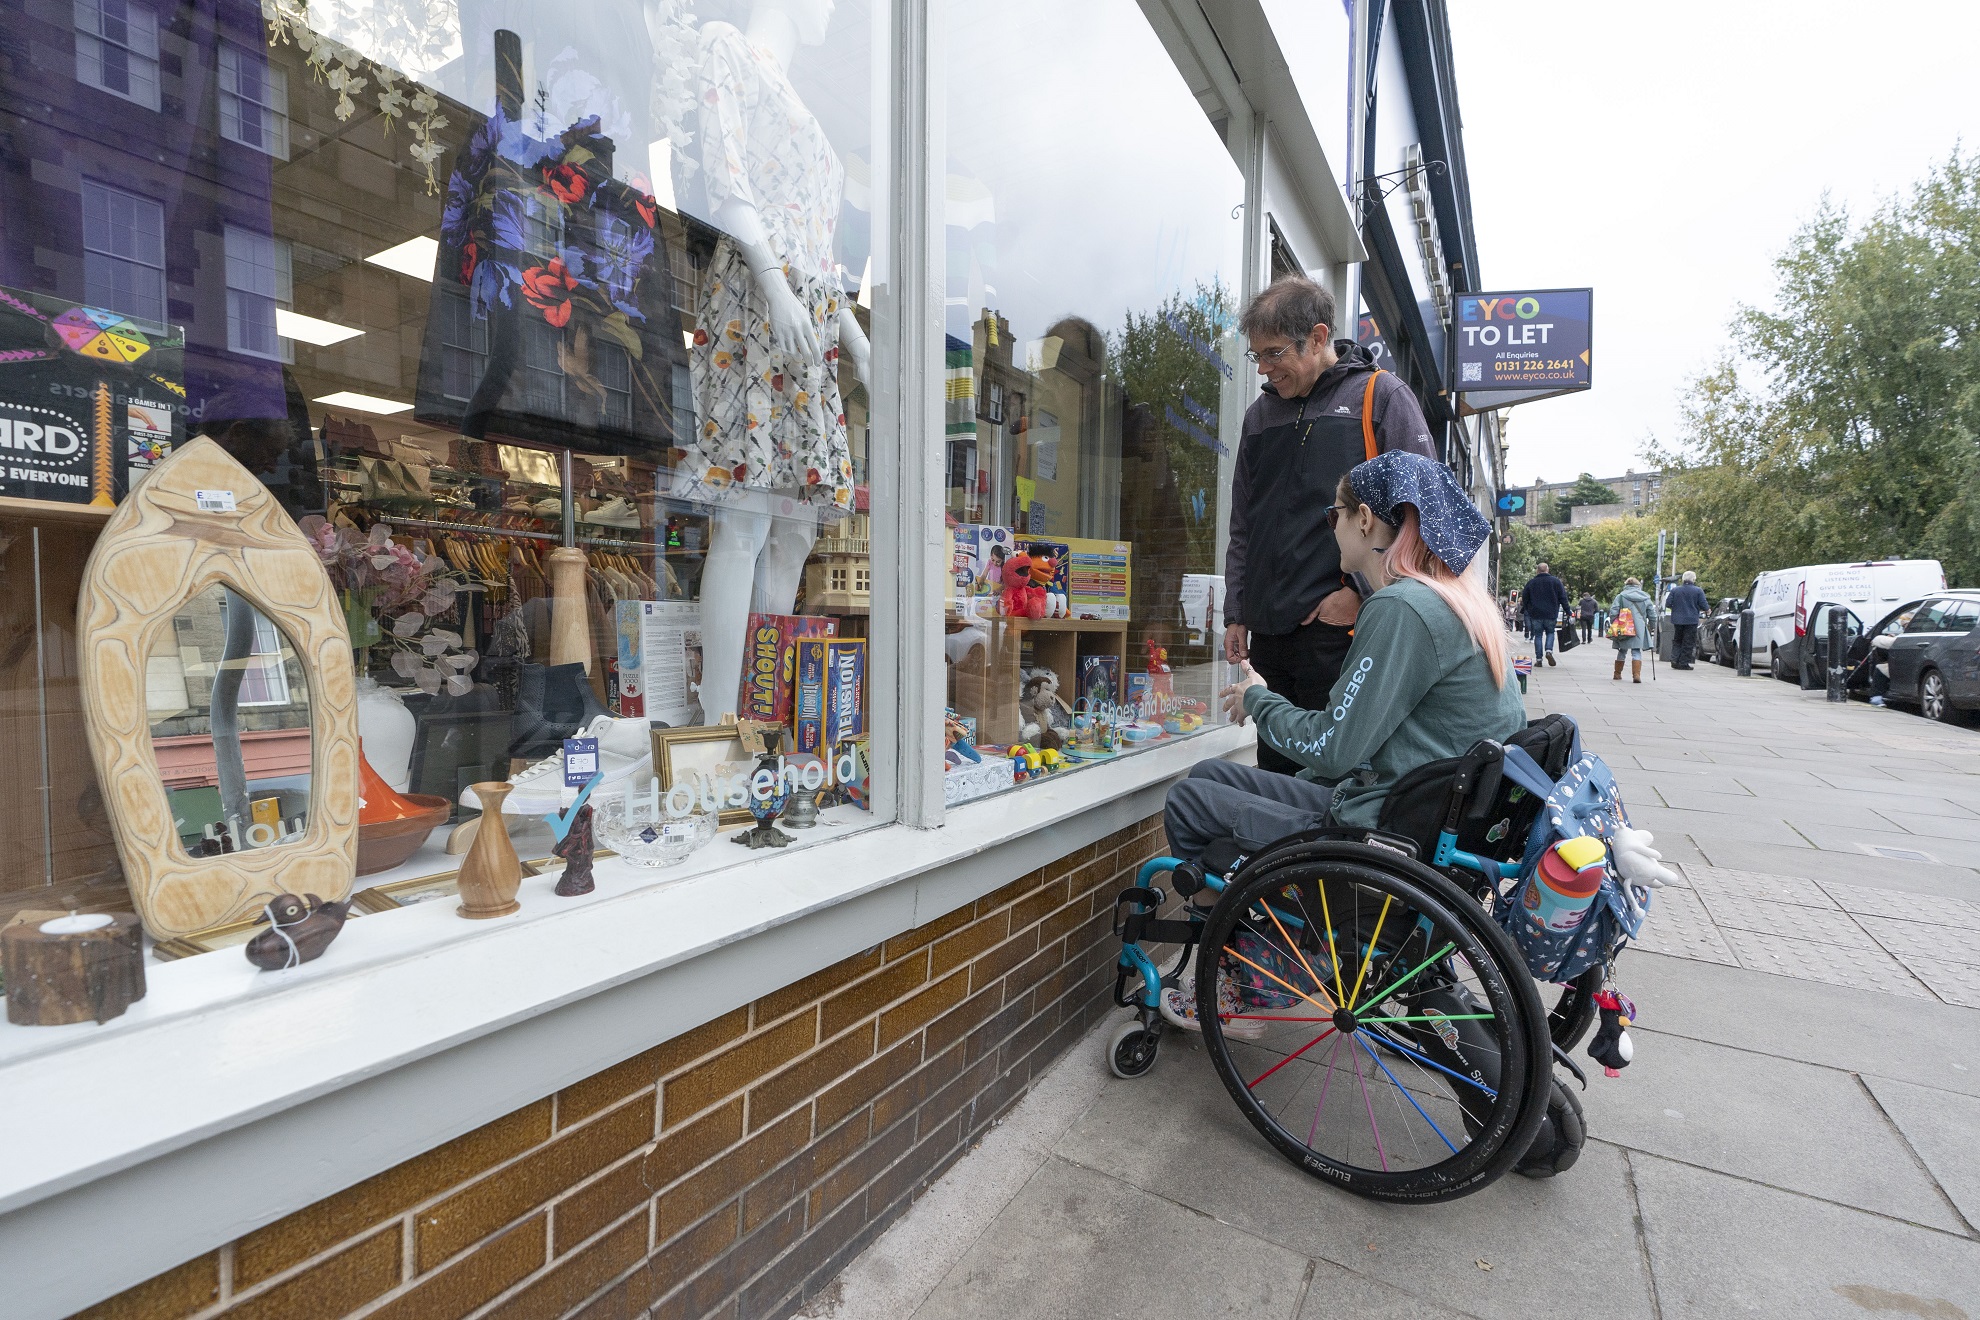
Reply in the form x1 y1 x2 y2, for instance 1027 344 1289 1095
1746 560 1946 680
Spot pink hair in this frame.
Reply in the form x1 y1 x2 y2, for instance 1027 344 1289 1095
1340 477 1508 687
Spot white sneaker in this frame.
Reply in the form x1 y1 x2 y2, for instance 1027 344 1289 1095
1159 977 1267 1040
583 497 641 529
461 715 654 813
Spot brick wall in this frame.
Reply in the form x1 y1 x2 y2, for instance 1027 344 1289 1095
76 815 1166 1320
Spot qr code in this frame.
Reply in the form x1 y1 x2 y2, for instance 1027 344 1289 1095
1460 361 1482 383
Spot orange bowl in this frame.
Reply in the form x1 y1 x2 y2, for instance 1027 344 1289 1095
355 793 453 875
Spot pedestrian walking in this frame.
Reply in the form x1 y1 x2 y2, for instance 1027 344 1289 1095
1610 577 1657 683
1520 561 1571 666
1664 570 1709 670
1577 590 1599 645
1222 275 1437 775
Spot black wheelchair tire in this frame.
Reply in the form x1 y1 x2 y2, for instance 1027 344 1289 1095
1548 965 1605 1051
1195 842 1552 1203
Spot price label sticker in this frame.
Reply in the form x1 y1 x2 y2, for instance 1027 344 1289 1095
661 821 695 843
562 737 599 787
195 489 237 512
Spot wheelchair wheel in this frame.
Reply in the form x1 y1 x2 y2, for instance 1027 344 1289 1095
1548 965 1605 1051
1195 844 1550 1202
1108 1018 1162 1079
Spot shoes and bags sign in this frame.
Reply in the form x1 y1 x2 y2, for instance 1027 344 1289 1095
1450 288 1592 405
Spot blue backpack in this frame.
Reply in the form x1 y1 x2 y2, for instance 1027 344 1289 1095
1491 731 1652 982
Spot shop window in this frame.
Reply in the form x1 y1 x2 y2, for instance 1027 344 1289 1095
81 179 166 325
223 226 293 363
219 42 290 159
74 0 161 111
1 1 892 939
939 0 1241 803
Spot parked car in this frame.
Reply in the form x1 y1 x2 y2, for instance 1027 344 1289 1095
1750 560 1946 683
1706 597 1746 667
1823 590 1980 720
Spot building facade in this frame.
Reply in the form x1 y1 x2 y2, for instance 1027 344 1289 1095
1518 469 1664 526
0 4 1493 1318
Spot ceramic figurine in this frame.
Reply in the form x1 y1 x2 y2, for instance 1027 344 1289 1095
245 893 353 971
553 804 597 896
734 730 794 850
457 782 524 917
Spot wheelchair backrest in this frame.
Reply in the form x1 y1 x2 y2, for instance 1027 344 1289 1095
1375 714 1578 861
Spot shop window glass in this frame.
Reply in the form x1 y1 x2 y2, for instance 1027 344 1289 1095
1 0 891 937
938 0 1243 803
74 0 161 110
219 41 290 159
81 180 167 325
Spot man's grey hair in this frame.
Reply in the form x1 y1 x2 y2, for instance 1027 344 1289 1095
1238 275 1337 346
1682 569 1697 582
1536 562 1550 574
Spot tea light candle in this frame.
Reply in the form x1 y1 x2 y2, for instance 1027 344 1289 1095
39 912 115 935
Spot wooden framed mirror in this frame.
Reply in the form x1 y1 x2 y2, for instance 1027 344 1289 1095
78 437 359 939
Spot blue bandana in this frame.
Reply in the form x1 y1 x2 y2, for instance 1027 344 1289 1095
1348 451 1493 575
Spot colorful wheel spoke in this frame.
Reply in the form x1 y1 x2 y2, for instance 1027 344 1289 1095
1348 1030 1389 1171
1354 1031 1460 1155
1246 1026 1338 1090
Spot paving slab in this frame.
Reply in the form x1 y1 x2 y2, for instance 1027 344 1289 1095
1630 1151 1980 1320
1877 809 1980 842
1628 804 1813 849
1573 1032 1963 1230
1859 1075 1980 1231
1855 914 1980 966
1693 837 1978 891
1826 884 1980 929
1717 927 1933 998
1904 956 1980 1008
1629 885 1738 967
1294 1258 1481 1320
1694 892 1873 946
1797 822 1980 869
1051 1042 1657 1320
1682 865 1838 909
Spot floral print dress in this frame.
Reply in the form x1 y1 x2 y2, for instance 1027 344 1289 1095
672 22 854 511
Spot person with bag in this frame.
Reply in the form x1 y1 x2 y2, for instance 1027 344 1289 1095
1222 276 1436 775
1610 577 1657 682
1520 562 1571 666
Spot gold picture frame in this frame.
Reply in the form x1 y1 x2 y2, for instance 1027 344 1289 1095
653 726 754 827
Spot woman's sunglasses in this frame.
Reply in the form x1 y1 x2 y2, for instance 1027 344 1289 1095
1325 504 1351 530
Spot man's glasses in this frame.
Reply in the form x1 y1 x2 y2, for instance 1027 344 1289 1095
1243 343 1297 365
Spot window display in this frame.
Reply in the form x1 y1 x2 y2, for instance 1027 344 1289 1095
0 0 890 943
938 0 1245 802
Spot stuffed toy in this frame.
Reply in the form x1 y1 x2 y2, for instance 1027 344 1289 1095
1023 550 1062 618
1000 551 1047 618
1587 988 1637 1077
1610 827 1677 888
1018 668 1066 750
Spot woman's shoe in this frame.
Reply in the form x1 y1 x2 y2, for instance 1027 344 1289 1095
1159 974 1267 1040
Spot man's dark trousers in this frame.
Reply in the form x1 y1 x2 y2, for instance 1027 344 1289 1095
1673 623 1700 669
1247 620 1353 775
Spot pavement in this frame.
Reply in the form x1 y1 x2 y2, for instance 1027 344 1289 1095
797 636 1980 1320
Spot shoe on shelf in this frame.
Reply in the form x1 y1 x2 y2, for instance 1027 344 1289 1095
531 496 564 519
583 496 641 530
462 714 653 814
1159 976 1267 1040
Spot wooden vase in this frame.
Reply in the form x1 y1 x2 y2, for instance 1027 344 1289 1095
457 784 523 918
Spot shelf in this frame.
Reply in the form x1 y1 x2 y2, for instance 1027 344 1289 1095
0 495 115 524
947 613 1127 633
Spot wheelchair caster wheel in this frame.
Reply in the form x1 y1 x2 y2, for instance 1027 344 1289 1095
1107 1018 1161 1079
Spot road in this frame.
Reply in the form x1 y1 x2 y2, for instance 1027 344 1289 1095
798 635 1980 1320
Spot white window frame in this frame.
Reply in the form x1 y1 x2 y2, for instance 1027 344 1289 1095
222 226 294 363
234 611 295 707
73 0 161 111
218 41 290 159
80 179 167 326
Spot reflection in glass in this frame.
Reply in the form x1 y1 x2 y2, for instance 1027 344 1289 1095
147 586 314 855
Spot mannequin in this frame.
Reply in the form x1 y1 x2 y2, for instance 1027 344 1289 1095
656 0 871 723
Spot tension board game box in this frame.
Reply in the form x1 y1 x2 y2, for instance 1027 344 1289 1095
794 637 867 755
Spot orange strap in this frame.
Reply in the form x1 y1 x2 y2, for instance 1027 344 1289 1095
1361 369 1385 461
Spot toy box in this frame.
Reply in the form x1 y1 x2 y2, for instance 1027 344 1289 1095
1078 654 1120 707
952 524 1015 605
1060 537 1132 621
794 637 868 755
739 612 838 725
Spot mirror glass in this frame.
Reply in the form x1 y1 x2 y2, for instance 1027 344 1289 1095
145 585 314 855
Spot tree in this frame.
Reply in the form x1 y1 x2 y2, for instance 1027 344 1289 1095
1549 473 1620 525
1502 517 1662 604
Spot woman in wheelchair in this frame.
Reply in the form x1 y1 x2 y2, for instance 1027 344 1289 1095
1164 450 1522 898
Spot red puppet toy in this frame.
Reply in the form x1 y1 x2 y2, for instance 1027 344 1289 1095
1000 550 1048 618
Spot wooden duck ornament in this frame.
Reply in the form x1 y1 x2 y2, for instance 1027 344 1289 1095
245 893 353 971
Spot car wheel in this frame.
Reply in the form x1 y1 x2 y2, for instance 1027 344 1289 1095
1921 669 1959 724
1770 646 1785 681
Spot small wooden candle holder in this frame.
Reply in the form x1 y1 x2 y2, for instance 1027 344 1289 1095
3 911 147 1026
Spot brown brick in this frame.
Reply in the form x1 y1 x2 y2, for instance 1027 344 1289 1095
1029 958 1083 1014
418 1095 654 1272
970 925 1040 993
815 1035 922 1131
740 1107 871 1234
485 1215 644 1320
964 998 1031 1067
663 1200 803 1320
976 871 1044 916
554 1096 736 1254
869 1112 967 1211
754 947 882 1026
223 1229 398 1320
569 1253 657 1320
234 1099 551 1288
923 1051 997 1133
749 1023 876 1130
1068 908 1112 957
73 1253 219 1320
1037 893 1089 949
819 950 929 1038
874 1041 962 1132
882 901 974 961
811 1113 914 1221
370 1215 545 1320
655 1107 809 1239
876 968 969 1048
649 1096 748 1189
646 1202 740 1302
557 1009 749 1129
1009 878 1070 933
1003 944 1063 1006
664 1011 818 1125
924 984 1002 1059
929 909 1008 977
998 1006 1060 1075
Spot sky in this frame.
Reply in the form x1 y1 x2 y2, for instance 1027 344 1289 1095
1449 1 1980 489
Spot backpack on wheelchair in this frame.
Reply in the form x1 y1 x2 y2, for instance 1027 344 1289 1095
1108 714 1647 1202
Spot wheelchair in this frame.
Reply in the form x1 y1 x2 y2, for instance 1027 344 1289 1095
1107 716 1605 1203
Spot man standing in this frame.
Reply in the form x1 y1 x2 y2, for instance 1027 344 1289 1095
1665 570 1710 669
1577 589 1599 644
1520 562 1571 666
1224 276 1437 775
